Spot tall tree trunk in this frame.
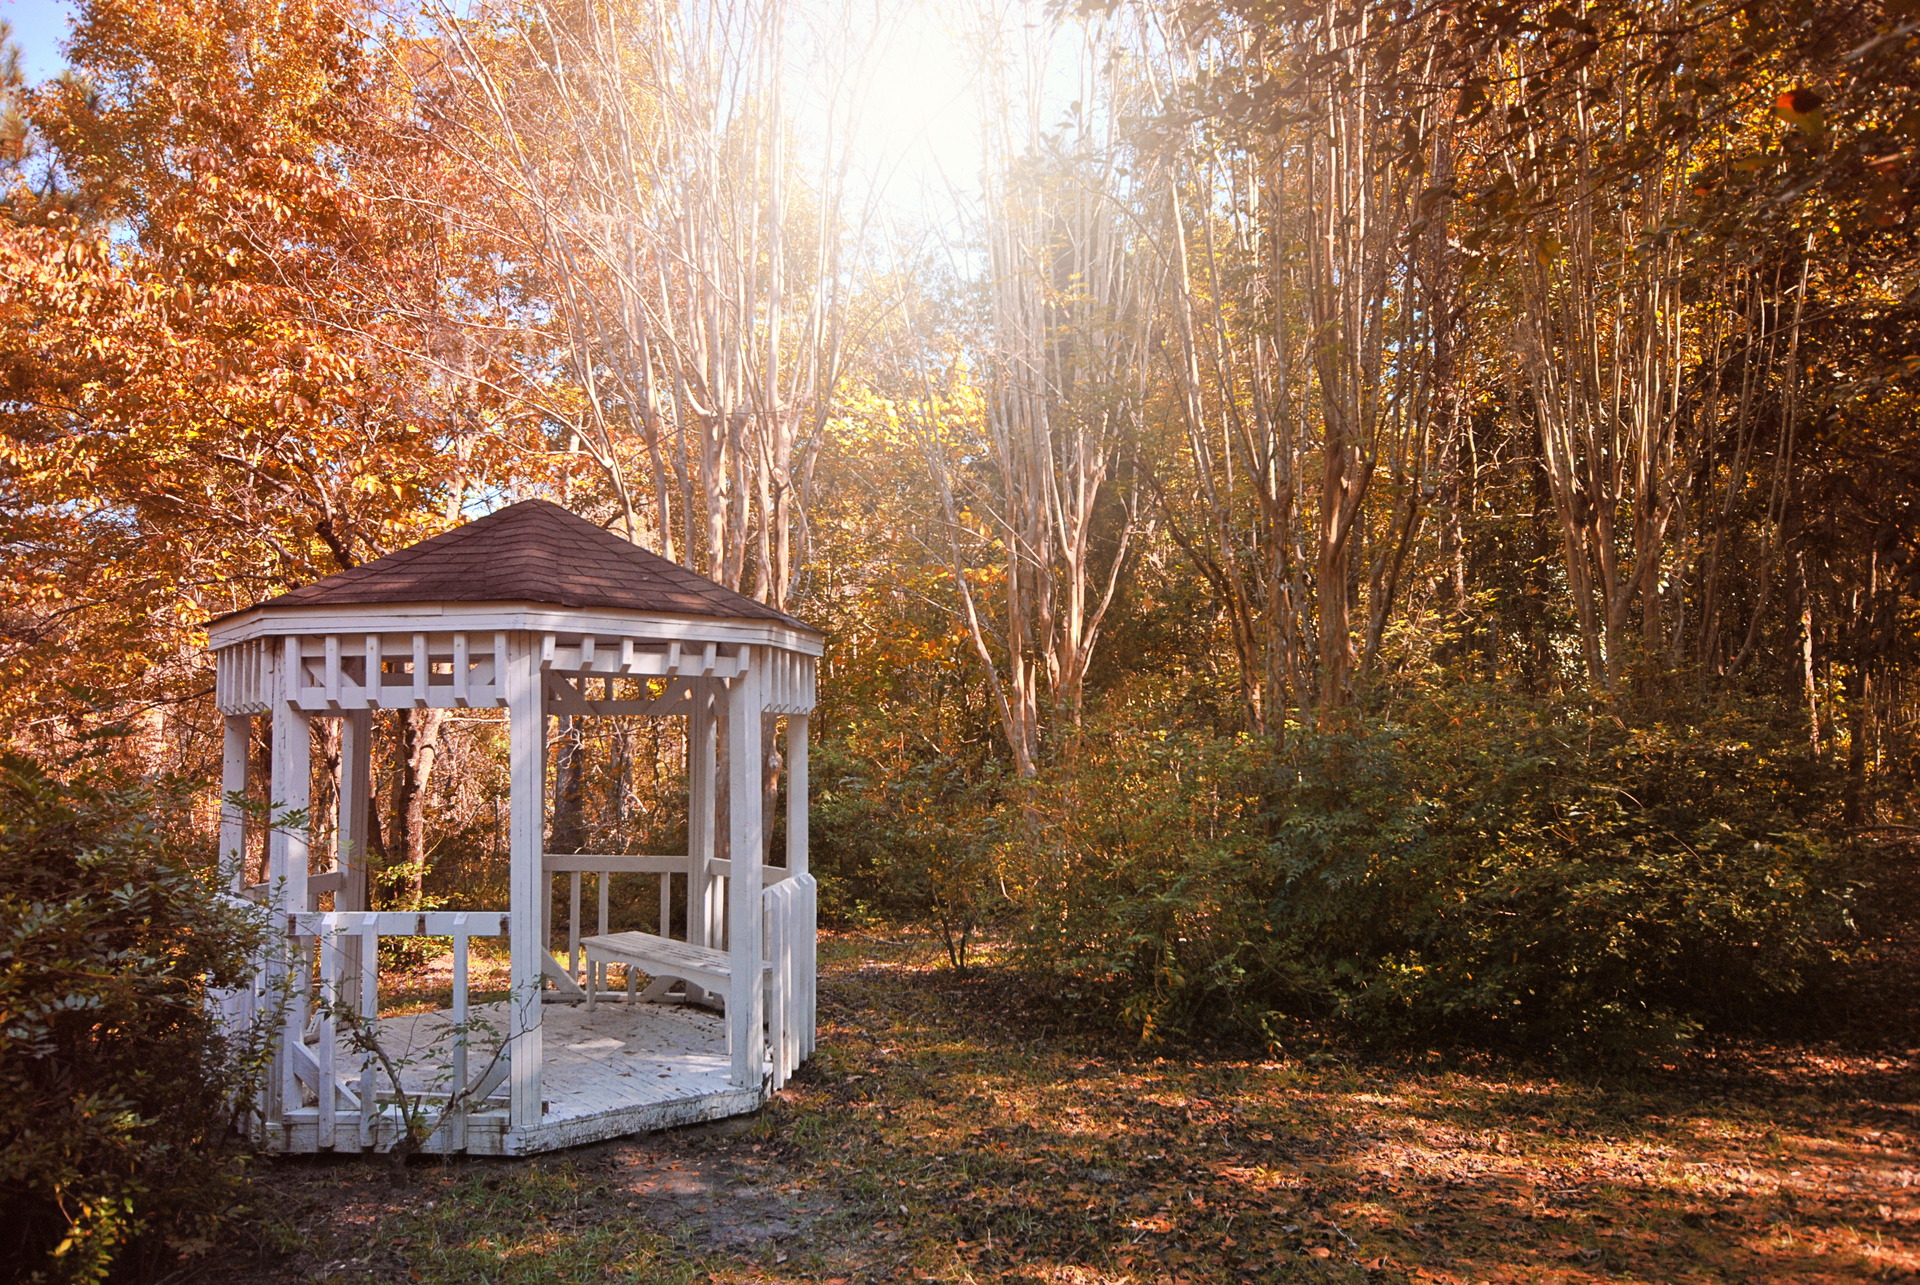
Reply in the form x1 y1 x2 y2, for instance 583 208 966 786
394 709 446 906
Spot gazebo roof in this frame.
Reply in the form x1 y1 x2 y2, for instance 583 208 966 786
218 499 817 634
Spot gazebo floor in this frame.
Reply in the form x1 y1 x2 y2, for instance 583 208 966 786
266 997 764 1156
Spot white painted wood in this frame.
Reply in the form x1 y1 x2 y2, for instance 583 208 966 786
260 1000 760 1156
224 628 809 714
316 924 340 1148
451 916 472 1153
270 641 312 1126
598 872 611 990
359 914 378 1148
306 870 347 898
412 634 429 707
270 640 312 916
215 572 820 1157
688 681 716 971
322 634 340 708
568 871 582 980
544 853 688 875
221 715 249 890
364 634 382 706
764 884 788 1088
505 631 545 1131
289 910 509 937
581 931 767 1004
725 647 763 1089
787 714 813 1055
214 639 274 715
208 603 825 660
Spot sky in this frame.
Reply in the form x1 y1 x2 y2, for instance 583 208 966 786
0 0 1032 226
5 0 72 81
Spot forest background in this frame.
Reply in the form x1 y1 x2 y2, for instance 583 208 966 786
3 0 1919 1077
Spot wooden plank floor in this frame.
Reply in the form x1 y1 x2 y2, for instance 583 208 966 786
276 999 762 1156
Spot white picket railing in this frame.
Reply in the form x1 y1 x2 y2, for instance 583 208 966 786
549 852 816 1087
282 910 510 1152
761 874 817 1091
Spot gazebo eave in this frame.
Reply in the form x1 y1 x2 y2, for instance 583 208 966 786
205 599 825 658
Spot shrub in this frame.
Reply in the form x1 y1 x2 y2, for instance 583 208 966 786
0 753 267 1283
1017 689 1856 1062
811 738 1011 964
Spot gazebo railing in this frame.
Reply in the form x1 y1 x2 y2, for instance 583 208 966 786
545 852 815 1087
280 910 511 1152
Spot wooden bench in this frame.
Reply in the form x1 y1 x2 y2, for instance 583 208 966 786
579 931 769 1009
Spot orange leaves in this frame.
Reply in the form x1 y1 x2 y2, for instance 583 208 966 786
1773 87 1827 139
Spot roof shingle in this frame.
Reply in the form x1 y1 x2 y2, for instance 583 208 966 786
230 500 817 633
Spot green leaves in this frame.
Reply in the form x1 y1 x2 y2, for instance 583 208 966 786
1013 690 1852 1063
0 753 269 1281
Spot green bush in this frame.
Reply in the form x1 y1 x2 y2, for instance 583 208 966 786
811 738 1010 965
0 753 268 1283
1017 690 1856 1062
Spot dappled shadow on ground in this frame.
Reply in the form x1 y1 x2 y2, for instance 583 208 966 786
202 924 1917 1285
778 938 1916 1284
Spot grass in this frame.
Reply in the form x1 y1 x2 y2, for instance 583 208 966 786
202 930 1918 1285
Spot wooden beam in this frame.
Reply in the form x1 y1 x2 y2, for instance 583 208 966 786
726 647 763 1089
412 634 429 708
505 631 545 1133
221 714 249 891
288 910 509 937
270 637 312 1126
543 853 688 874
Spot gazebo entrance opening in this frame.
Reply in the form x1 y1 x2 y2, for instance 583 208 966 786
207 501 819 1156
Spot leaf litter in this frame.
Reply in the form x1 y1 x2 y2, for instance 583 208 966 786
205 933 1916 1285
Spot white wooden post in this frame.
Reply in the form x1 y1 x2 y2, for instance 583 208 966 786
451 915 471 1152
337 709 371 1013
787 712 814 1055
505 631 545 1133
726 648 764 1089
686 678 716 998
270 638 312 913
597 872 611 990
271 639 312 1125
316 924 339 1149
221 715 249 891
358 915 378 1148
568 872 582 981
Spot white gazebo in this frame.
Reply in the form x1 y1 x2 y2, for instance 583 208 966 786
207 499 820 1155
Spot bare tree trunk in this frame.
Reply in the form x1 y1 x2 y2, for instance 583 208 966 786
394 709 446 906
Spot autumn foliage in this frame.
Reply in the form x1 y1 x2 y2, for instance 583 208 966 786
0 0 1916 1273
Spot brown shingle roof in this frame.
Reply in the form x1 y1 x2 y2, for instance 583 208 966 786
232 500 817 634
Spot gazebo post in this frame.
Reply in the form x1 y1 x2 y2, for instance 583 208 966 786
270 637 312 1124
505 631 545 1132
726 647 764 1088
786 712 813 1053
336 709 372 1011
687 680 717 994
220 715 249 891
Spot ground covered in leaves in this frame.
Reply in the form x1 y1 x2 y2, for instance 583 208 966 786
197 916 1920 1285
